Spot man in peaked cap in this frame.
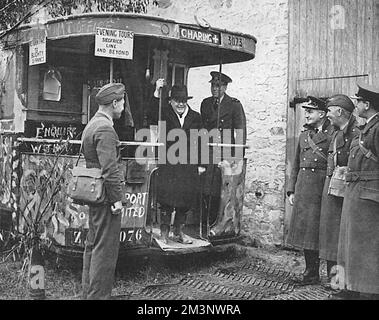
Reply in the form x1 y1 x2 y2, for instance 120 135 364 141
286 95 335 285
319 94 359 292
81 82 126 299
200 71 246 230
333 82 379 299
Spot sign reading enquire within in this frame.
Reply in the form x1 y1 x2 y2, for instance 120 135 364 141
95 27 134 59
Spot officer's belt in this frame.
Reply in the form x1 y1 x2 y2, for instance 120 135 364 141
299 162 327 170
345 171 379 182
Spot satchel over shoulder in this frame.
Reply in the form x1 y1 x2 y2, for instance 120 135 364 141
67 118 106 205
67 166 105 205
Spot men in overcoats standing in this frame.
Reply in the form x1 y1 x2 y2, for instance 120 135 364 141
286 96 334 284
319 94 359 286
151 80 204 244
81 83 126 299
200 71 246 225
335 83 379 299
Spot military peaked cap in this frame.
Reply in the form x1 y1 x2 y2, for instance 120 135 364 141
209 71 232 85
350 82 379 105
326 94 355 113
95 82 125 105
302 96 327 112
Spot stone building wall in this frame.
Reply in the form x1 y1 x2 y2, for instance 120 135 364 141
147 0 289 246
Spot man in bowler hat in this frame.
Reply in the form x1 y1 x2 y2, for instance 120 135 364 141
318 94 359 289
200 71 246 227
81 82 126 299
151 80 203 244
287 96 334 285
334 82 379 300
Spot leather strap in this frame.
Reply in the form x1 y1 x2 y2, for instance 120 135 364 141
76 117 107 166
358 132 379 163
345 171 379 182
307 131 327 161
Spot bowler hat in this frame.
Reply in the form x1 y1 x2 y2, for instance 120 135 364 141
350 82 379 104
326 94 355 113
169 85 193 101
209 71 232 85
302 96 327 112
95 82 125 105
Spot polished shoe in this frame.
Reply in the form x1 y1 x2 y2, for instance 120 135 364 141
172 224 193 244
295 269 320 285
328 290 359 300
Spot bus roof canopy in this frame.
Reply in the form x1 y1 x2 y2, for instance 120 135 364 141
2 13 256 67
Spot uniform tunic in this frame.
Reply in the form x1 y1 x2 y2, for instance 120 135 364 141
286 120 334 250
319 118 359 261
337 114 379 294
200 94 246 196
81 112 124 300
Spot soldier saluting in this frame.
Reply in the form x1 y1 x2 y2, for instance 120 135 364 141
334 83 379 300
286 96 334 285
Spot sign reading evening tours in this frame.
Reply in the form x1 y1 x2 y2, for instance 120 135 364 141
29 31 46 66
95 27 134 59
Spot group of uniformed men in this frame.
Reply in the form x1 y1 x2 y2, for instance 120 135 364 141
287 82 379 300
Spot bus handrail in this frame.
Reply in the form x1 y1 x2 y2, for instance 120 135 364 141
16 137 164 147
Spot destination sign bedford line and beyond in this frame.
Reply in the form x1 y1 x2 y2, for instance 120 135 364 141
179 26 221 45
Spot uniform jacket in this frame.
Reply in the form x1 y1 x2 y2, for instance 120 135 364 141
326 117 360 176
82 112 123 204
338 113 379 294
319 117 359 261
287 120 335 194
200 94 247 144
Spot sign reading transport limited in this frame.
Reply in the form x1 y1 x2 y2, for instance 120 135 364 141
179 26 221 45
95 27 134 59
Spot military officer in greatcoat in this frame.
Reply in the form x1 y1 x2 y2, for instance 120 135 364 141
200 72 246 226
286 96 334 285
319 94 359 287
333 83 379 300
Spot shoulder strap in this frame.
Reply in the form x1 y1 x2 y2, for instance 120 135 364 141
358 132 379 162
75 117 109 166
307 131 327 161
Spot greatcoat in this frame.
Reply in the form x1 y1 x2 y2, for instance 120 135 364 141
337 113 379 294
286 120 334 251
151 98 204 209
319 117 359 261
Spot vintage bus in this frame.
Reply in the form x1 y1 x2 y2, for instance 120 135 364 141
0 13 256 257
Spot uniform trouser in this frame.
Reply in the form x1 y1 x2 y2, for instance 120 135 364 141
82 203 121 300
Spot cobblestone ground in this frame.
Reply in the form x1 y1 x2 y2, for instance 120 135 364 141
0 244 334 300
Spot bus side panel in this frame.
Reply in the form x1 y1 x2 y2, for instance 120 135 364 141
18 154 154 251
210 158 247 238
